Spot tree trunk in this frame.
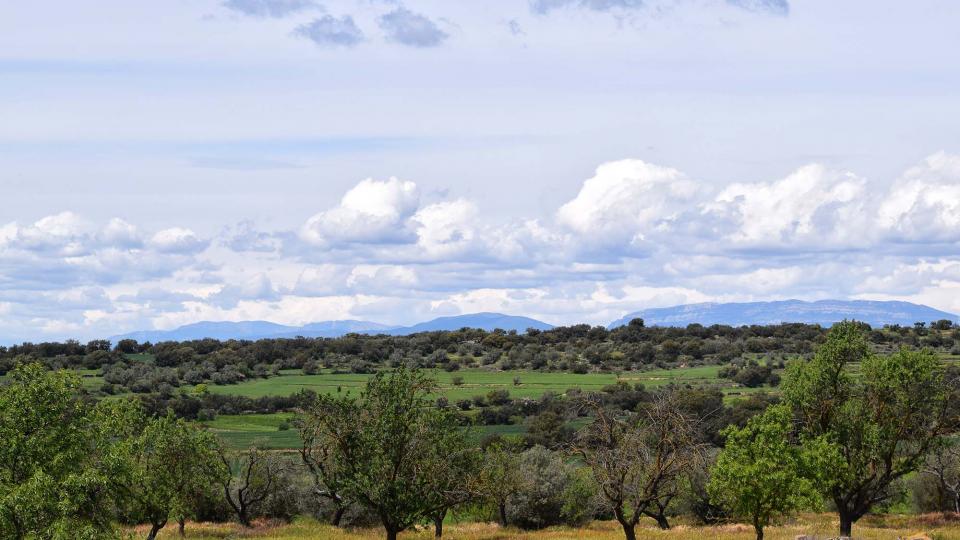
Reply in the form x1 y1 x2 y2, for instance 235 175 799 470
497 502 507 527
331 505 346 527
433 508 447 538
178 517 186 537
653 513 670 530
839 511 853 538
385 527 399 540
614 508 637 540
754 523 764 540
146 520 167 540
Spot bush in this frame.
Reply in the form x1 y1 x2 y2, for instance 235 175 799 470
507 446 581 529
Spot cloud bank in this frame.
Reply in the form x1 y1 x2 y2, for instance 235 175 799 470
2 153 959 343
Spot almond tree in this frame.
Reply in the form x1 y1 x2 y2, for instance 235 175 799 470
573 390 706 540
782 321 957 538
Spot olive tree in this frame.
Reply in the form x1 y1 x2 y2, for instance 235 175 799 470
781 321 956 538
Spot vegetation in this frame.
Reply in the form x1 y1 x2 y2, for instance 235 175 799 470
2 320 960 539
708 404 830 540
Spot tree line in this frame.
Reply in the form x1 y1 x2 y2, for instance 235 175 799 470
2 319 957 395
1 322 959 540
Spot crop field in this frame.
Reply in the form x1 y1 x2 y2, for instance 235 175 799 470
197 366 762 449
203 411 584 450
132 514 960 539
204 366 729 400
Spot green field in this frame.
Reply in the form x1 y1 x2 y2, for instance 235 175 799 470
199 366 739 449
204 366 728 401
204 410 589 450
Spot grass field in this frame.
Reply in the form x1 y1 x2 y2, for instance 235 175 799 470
202 411 585 449
204 366 730 401
133 514 960 539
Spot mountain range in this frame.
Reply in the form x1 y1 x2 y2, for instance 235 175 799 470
111 313 553 343
111 300 958 343
607 299 958 329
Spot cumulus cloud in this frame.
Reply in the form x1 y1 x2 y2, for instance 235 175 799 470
556 159 700 249
412 199 478 257
702 164 868 249
4 153 960 342
295 15 365 47
378 7 448 48
208 273 280 308
222 0 318 18
300 177 420 246
148 228 208 254
877 152 960 243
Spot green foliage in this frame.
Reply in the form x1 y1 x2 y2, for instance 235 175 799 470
506 446 581 530
780 321 954 537
0 363 119 540
708 404 831 540
114 408 226 539
476 442 525 526
303 367 474 539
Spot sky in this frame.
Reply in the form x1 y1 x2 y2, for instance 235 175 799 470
1 0 960 342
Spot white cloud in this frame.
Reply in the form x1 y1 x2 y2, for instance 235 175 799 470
703 164 868 249
99 218 142 248
5 154 960 342
148 227 208 254
301 177 420 246
877 152 960 243
412 199 478 257
556 159 700 249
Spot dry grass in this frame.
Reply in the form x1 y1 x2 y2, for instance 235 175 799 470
134 514 960 540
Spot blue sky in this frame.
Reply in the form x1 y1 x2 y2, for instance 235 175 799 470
1 0 960 342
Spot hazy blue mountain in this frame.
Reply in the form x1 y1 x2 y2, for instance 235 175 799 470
112 321 296 342
110 313 552 342
272 320 399 338
111 319 396 342
608 300 959 329
386 312 554 335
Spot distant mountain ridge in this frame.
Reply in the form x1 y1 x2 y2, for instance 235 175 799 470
110 312 554 343
608 300 959 329
110 301 959 343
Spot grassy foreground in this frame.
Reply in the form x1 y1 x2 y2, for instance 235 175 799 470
133 514 960 539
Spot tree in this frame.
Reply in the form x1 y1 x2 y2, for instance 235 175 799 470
0 364 118 540
220 444 287 527
421 427 481 538
573 391 706 540
920 441 960 513
505 446 581 529
708 404 830 540
117 411 226 540
476 442 525 527
781 321 955 537
300 403 350 526
306 367 474 540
